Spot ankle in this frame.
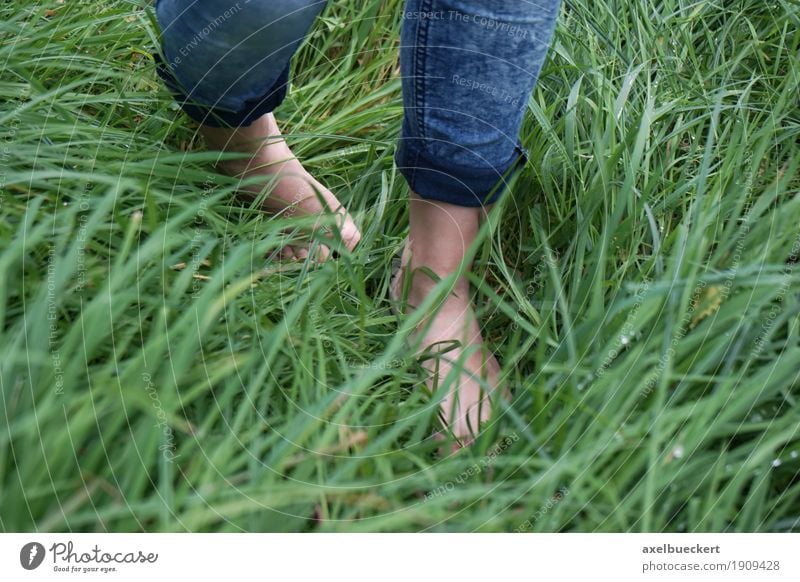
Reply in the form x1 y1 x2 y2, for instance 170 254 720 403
402 265 470 311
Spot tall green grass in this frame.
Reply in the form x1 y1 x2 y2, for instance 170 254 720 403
1 0 798 532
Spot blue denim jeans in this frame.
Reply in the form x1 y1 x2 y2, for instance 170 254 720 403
155 0 560 207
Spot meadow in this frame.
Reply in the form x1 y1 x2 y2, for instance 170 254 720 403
0 0 798 532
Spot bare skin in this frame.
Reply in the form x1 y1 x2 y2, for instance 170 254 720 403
200 112 361 260
391 193 503 448
202 113 500 446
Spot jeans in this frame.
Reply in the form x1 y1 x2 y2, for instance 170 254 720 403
154 0 561 207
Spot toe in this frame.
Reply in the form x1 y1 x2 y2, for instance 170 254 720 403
278 246 296 261
311 243 331 263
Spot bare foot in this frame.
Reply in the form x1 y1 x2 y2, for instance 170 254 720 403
391 193 504 448
200 113 361 260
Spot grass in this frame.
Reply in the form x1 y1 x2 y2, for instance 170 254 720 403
1 0 798 532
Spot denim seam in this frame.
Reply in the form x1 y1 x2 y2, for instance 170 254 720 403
406 0 433 189
414 0 432 142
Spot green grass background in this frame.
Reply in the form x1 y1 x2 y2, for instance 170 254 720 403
1 0 798 532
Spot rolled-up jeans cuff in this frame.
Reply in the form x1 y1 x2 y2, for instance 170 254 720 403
153 52 289 128
394 139 529 208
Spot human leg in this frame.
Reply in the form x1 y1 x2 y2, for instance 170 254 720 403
155 0 360 257
394 0 561 443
